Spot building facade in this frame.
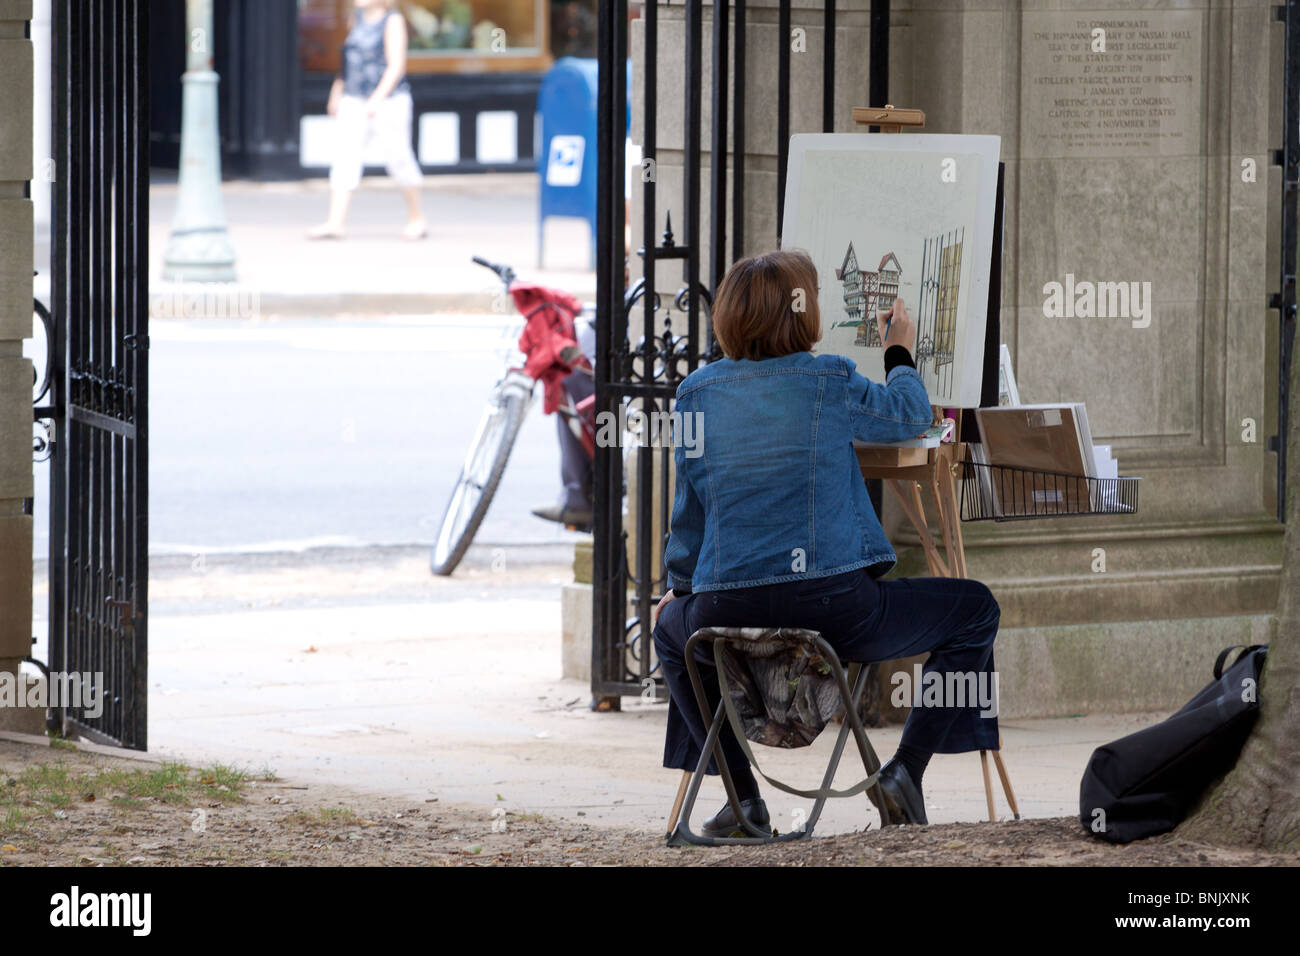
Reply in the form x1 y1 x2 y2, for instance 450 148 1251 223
148 0 600 180
0 0 34 707
624 0 1287 716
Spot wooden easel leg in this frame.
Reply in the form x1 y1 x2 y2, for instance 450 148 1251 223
991 751 1020 821
665 769 691 837
991 734 1021 820
979 750 996 822
872 442 1023 827
888 480 949 577
937 456 968 578
931 473 963 580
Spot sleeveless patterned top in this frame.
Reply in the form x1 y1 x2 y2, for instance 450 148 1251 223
342 9 411 99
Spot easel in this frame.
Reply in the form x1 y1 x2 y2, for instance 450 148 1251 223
853 105 1019 823
856 422 1019 822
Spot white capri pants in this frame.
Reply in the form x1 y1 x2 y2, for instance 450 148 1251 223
329 91 424 192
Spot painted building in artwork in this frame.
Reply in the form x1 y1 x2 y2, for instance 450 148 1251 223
837 243 866 324
835 244 901 348
875 251 901 308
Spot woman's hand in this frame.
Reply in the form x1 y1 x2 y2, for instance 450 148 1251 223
875 297 916 354
653 588 677 625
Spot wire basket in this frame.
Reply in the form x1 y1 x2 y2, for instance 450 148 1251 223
957 459 1140 522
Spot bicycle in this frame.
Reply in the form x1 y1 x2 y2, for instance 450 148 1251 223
31 272 54 461
430 257 596 576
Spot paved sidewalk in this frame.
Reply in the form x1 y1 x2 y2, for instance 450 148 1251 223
54 544 1173 839
147 174 596 316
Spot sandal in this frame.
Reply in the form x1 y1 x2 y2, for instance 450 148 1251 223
307 223 345 240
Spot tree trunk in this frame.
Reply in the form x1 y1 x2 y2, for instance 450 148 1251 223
1177 314 1300 849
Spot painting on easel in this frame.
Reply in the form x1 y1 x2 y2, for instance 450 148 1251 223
781 134 1002 408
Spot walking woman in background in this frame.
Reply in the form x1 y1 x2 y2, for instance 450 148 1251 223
309 0 427 240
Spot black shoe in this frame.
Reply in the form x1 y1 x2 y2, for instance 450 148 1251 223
530 503 593 532
701 797 770 838
868 757 929 826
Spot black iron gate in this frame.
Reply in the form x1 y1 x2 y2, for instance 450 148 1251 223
47 0 150 749
592 1 888 705
1274 1 1300 520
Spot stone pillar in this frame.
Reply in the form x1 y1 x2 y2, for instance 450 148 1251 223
30 0 49 257
633 0 1284 716
0 0 35 680
885 0 1282 716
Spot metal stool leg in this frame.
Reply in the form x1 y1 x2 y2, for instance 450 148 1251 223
820 648 894 829
669 699 804 845
668 630 781 846
681 632 770 841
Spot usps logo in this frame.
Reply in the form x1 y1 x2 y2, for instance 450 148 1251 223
546 135 585 187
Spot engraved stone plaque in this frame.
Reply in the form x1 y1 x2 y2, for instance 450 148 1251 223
1021 9 1204 159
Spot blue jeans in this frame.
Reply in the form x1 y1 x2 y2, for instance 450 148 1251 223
651 569 1001 776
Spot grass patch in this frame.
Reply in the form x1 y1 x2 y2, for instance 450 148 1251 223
0 758 257 841
1 806 30 837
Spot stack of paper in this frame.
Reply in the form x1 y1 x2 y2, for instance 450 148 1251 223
1090 445 1135 512
974 404 1097 516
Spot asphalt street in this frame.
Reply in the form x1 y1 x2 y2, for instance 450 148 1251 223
30 315 586 559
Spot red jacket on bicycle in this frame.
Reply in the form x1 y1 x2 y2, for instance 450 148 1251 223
512 283 589 414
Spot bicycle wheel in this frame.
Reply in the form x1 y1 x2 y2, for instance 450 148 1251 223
430 384 529 576
32 298 53 404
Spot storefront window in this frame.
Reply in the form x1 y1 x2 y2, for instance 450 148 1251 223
298 0 348 74
298 0 560 74
550 1 597 59
404 0 540 53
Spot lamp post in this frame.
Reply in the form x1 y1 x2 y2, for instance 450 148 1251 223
162 0 236 282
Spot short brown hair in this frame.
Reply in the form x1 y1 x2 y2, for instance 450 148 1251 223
710 250 821 361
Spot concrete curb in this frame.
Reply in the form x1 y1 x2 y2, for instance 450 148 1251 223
147 289 598 318
149 291 498 318
0 729 165 764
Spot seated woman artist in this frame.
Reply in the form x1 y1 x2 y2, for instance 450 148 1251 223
651 249 1001 836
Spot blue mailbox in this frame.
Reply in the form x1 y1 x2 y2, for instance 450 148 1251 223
537 57 630 269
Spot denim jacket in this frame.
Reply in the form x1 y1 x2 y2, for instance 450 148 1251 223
664 351 932 593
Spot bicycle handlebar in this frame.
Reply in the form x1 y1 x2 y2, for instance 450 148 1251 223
472 256 516 287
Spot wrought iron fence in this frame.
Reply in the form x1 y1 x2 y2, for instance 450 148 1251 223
1275 1 1300 520
48 0 151 749
591 1 888 706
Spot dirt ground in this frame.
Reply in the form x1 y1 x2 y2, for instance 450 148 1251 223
1 737 1295 867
